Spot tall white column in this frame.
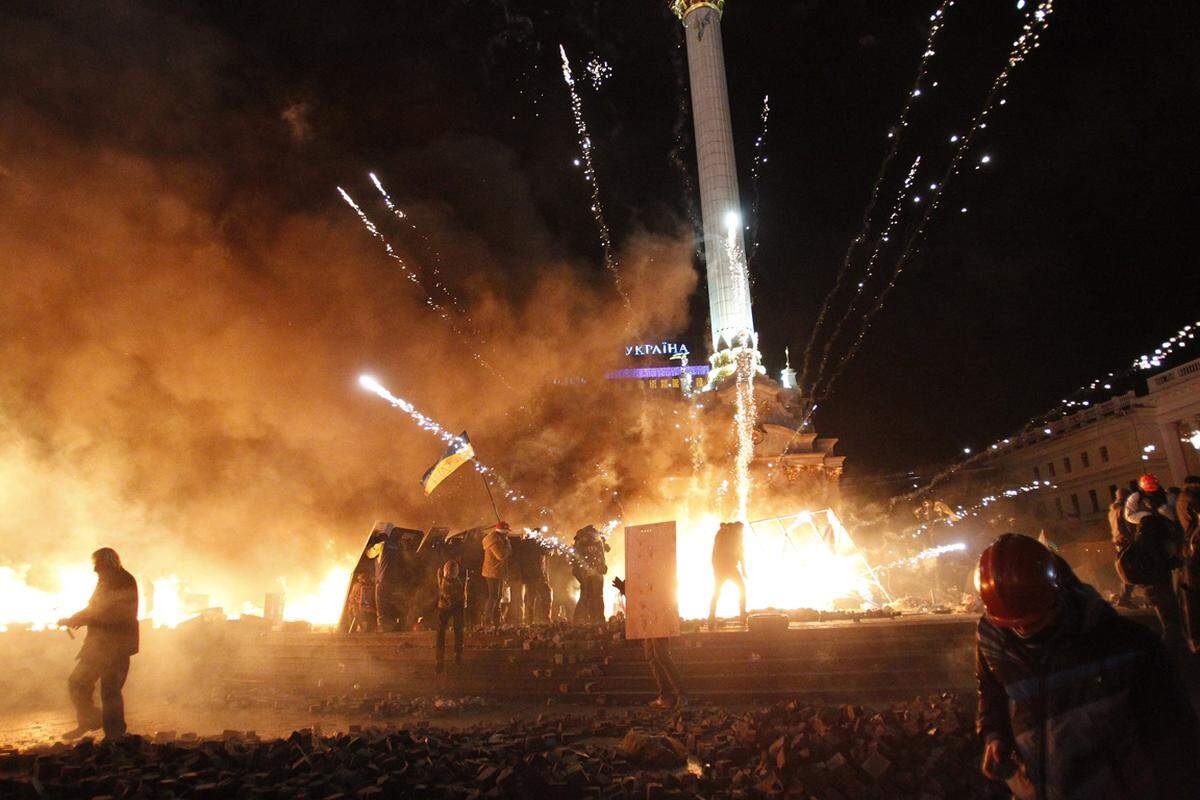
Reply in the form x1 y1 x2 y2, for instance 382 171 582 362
677 1 755 355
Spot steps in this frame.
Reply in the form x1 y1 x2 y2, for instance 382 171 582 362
217 615 982 704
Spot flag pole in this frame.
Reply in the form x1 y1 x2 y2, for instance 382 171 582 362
477 464 502 523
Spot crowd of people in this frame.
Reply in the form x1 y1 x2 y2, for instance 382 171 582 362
50 496 1200 794
338 521 612 656
1107 472 1200 652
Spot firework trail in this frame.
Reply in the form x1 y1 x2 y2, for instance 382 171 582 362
358 374 527 505
559 44 631 311
798 0 956 393
807 157 921 396
724 222 758 523
891 317 1195 511
668 36 703 257
815 0 1057 403
875 542 966 573
368 172 474 325
733 339 757 523
338 188 516 392
747 94 770 265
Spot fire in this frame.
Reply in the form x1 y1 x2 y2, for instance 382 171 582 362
0 563 96 632
1 561 355 632
674 510 881 619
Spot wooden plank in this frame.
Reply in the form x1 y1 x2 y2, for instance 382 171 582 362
624 521 681 641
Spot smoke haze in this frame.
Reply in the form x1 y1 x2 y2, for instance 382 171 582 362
0 1 707 607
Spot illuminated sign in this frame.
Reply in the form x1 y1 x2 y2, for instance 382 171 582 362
625 342 691 357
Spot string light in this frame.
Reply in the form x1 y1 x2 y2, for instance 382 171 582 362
358 374 528 505
798 0 957 393
559 44 630 311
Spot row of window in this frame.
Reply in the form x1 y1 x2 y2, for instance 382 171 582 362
1051 483 1124 518
1033 445 1110 481
639 377 707 390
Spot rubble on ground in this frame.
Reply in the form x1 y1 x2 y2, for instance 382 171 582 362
0 695 1007 799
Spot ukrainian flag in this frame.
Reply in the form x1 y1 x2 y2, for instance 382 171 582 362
421 432 475 495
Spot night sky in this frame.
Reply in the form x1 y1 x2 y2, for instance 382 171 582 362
8 0 1199 478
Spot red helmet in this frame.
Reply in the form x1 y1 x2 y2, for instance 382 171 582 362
1138 473 1160 493
495 521 511 532
977 534 1061 628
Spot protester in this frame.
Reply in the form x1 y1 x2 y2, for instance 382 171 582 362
612 577 686 710
1123 473 1185 645
1177 475 1200 652
480 521 512 630
512 532 551 625
345 572 378 632
434 559 467 674
547 549 576 621
572 525 608 624
708 521 747 630
976 533 1198 798
1125 473 1173 526
58 548 139 740
375 526 409 632
1108 487 1137 607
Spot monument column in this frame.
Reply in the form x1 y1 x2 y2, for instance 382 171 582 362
674 0 756 369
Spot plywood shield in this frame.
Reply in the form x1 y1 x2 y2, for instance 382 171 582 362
624 521 680 640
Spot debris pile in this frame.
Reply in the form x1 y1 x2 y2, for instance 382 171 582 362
1 695 1005 799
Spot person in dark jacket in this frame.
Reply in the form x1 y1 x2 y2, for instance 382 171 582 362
480 522 513 630
511 533 551 625
1124 474 1186 645
58 548 139 740
434 560 467 673
1109 487 1137 607
375 527 408 632
572 525 608 624
708 521 747 630
1177 475 1200 652
976 533 1198 799
612 577 686 710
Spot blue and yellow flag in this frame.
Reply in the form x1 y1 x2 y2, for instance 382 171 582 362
421 432 475 495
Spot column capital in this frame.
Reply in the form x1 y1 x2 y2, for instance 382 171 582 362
671 1 724 21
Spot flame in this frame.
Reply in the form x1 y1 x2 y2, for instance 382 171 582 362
674 510 879 619
1 560 355 632
0 563 96 632
279 563 354 626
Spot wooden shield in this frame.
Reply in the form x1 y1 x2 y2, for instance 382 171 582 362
624 521 680 640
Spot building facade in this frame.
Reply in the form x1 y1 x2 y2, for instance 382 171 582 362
960 356 1200 539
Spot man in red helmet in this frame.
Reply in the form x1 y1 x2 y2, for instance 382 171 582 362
1124 473 1186 645
976 533 1197 798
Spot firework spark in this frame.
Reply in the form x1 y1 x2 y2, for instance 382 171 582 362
559 44 630 310
358 374 527 505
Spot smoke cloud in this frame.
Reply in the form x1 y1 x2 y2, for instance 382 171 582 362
0 1 715 608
